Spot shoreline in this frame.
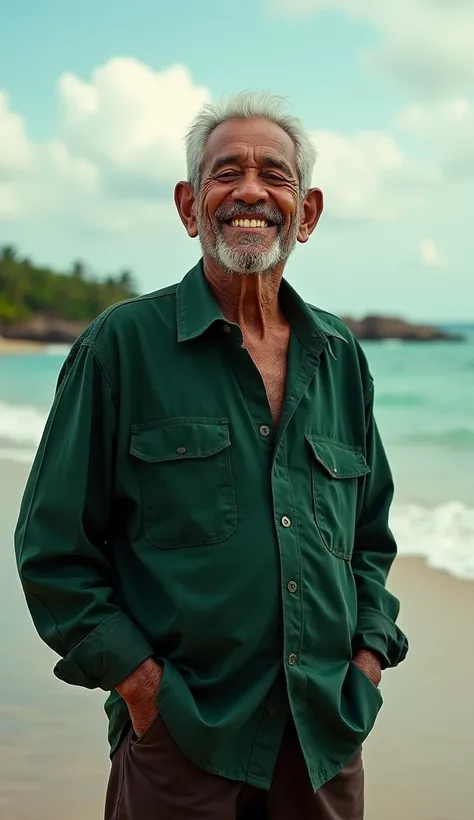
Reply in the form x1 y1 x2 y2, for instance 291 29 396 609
0 337 46 354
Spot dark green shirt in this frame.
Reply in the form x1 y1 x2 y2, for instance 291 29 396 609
15 260 407 792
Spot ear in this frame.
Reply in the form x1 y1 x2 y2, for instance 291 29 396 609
174 182 198 238
297 188 324 244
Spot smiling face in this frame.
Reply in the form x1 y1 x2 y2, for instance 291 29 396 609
195 118 305 275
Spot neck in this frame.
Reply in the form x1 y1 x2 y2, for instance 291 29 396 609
203 256 287 338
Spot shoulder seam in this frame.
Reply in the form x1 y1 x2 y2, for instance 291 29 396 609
82 339 119 408
307 303 352 331
85 285 178 345
306 303 342 322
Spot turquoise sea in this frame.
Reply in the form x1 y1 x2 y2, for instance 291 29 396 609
0 328 473 580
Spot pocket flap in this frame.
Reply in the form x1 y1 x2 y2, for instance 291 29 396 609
130 418 230 463
305 435 370 479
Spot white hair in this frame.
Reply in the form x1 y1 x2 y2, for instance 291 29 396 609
185 91 317 195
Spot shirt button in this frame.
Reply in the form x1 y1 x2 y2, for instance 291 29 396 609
333 467 338 474
176 447 186 455
287 581 298 593
288 653 297 666
259 425 271 437
281 516 291 528
222 324 231 333
269 708 278 719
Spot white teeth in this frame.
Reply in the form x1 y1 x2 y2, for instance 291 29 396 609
230 218 268 228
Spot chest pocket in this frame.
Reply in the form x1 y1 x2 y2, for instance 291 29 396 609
130 418 236 549
305 435 370 560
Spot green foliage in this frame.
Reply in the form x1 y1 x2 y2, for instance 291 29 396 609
0 246 138 326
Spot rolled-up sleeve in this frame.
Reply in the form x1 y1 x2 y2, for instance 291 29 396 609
14 341 154 690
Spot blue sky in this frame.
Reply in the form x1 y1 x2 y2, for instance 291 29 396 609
1 0 473 320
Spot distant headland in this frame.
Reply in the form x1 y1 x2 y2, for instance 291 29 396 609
0 245 136 352
341 315 465 343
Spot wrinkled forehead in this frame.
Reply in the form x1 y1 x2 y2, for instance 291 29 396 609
201 118 298 178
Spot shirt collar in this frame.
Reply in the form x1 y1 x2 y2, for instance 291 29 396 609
176 259 347 357
278 277 347 358
176 259 225 343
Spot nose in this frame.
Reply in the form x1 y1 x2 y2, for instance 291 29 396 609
231 170 268 204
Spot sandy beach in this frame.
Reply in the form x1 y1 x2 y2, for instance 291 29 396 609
1 459 473 820
0 338 46 355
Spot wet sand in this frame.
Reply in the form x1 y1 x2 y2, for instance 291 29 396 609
1 460 473 819
364 557 474 819
0 339 46 355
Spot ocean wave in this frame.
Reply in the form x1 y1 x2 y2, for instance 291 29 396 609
391 502 474 581
377 392 426 407
403 428 474 448
0 400 47 448
44 344 71 357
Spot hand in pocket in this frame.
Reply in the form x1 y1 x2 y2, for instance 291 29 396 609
352 649 382 688
115 658 163 737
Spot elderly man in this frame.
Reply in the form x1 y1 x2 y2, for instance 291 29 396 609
15 91 408 819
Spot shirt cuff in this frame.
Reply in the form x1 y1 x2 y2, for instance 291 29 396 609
352 607 408 669
53 610 155 690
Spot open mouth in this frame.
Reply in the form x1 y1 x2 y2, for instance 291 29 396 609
225 217 275 229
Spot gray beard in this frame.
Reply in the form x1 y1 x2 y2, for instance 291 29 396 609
213 232 283 276
196 207 301 276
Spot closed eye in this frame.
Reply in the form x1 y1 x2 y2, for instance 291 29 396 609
264 173 287 182
216 171 287 183
216 171 240 180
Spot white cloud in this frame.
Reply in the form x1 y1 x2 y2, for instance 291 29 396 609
419 238 444 267
0 56 435 239
0 92 36 218
397 98 474 177
57 59 210 187
0 58 211 234
311 129 435 221
271 0 474 97
0 91 33 176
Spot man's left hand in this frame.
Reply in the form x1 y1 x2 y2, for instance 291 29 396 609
353 649 382 688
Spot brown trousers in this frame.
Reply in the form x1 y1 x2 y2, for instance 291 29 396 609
105 717 364 820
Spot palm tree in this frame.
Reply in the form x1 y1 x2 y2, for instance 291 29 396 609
71 260 86 279
1 245 18 262
118 270 134 286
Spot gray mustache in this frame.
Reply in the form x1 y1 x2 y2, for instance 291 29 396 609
214 203 285 226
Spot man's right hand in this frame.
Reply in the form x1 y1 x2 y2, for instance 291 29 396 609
115 658 163 737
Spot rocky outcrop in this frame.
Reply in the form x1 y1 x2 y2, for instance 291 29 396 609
1 314 88 344
341 315 464 342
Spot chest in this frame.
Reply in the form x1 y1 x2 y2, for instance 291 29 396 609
243 329 290 424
